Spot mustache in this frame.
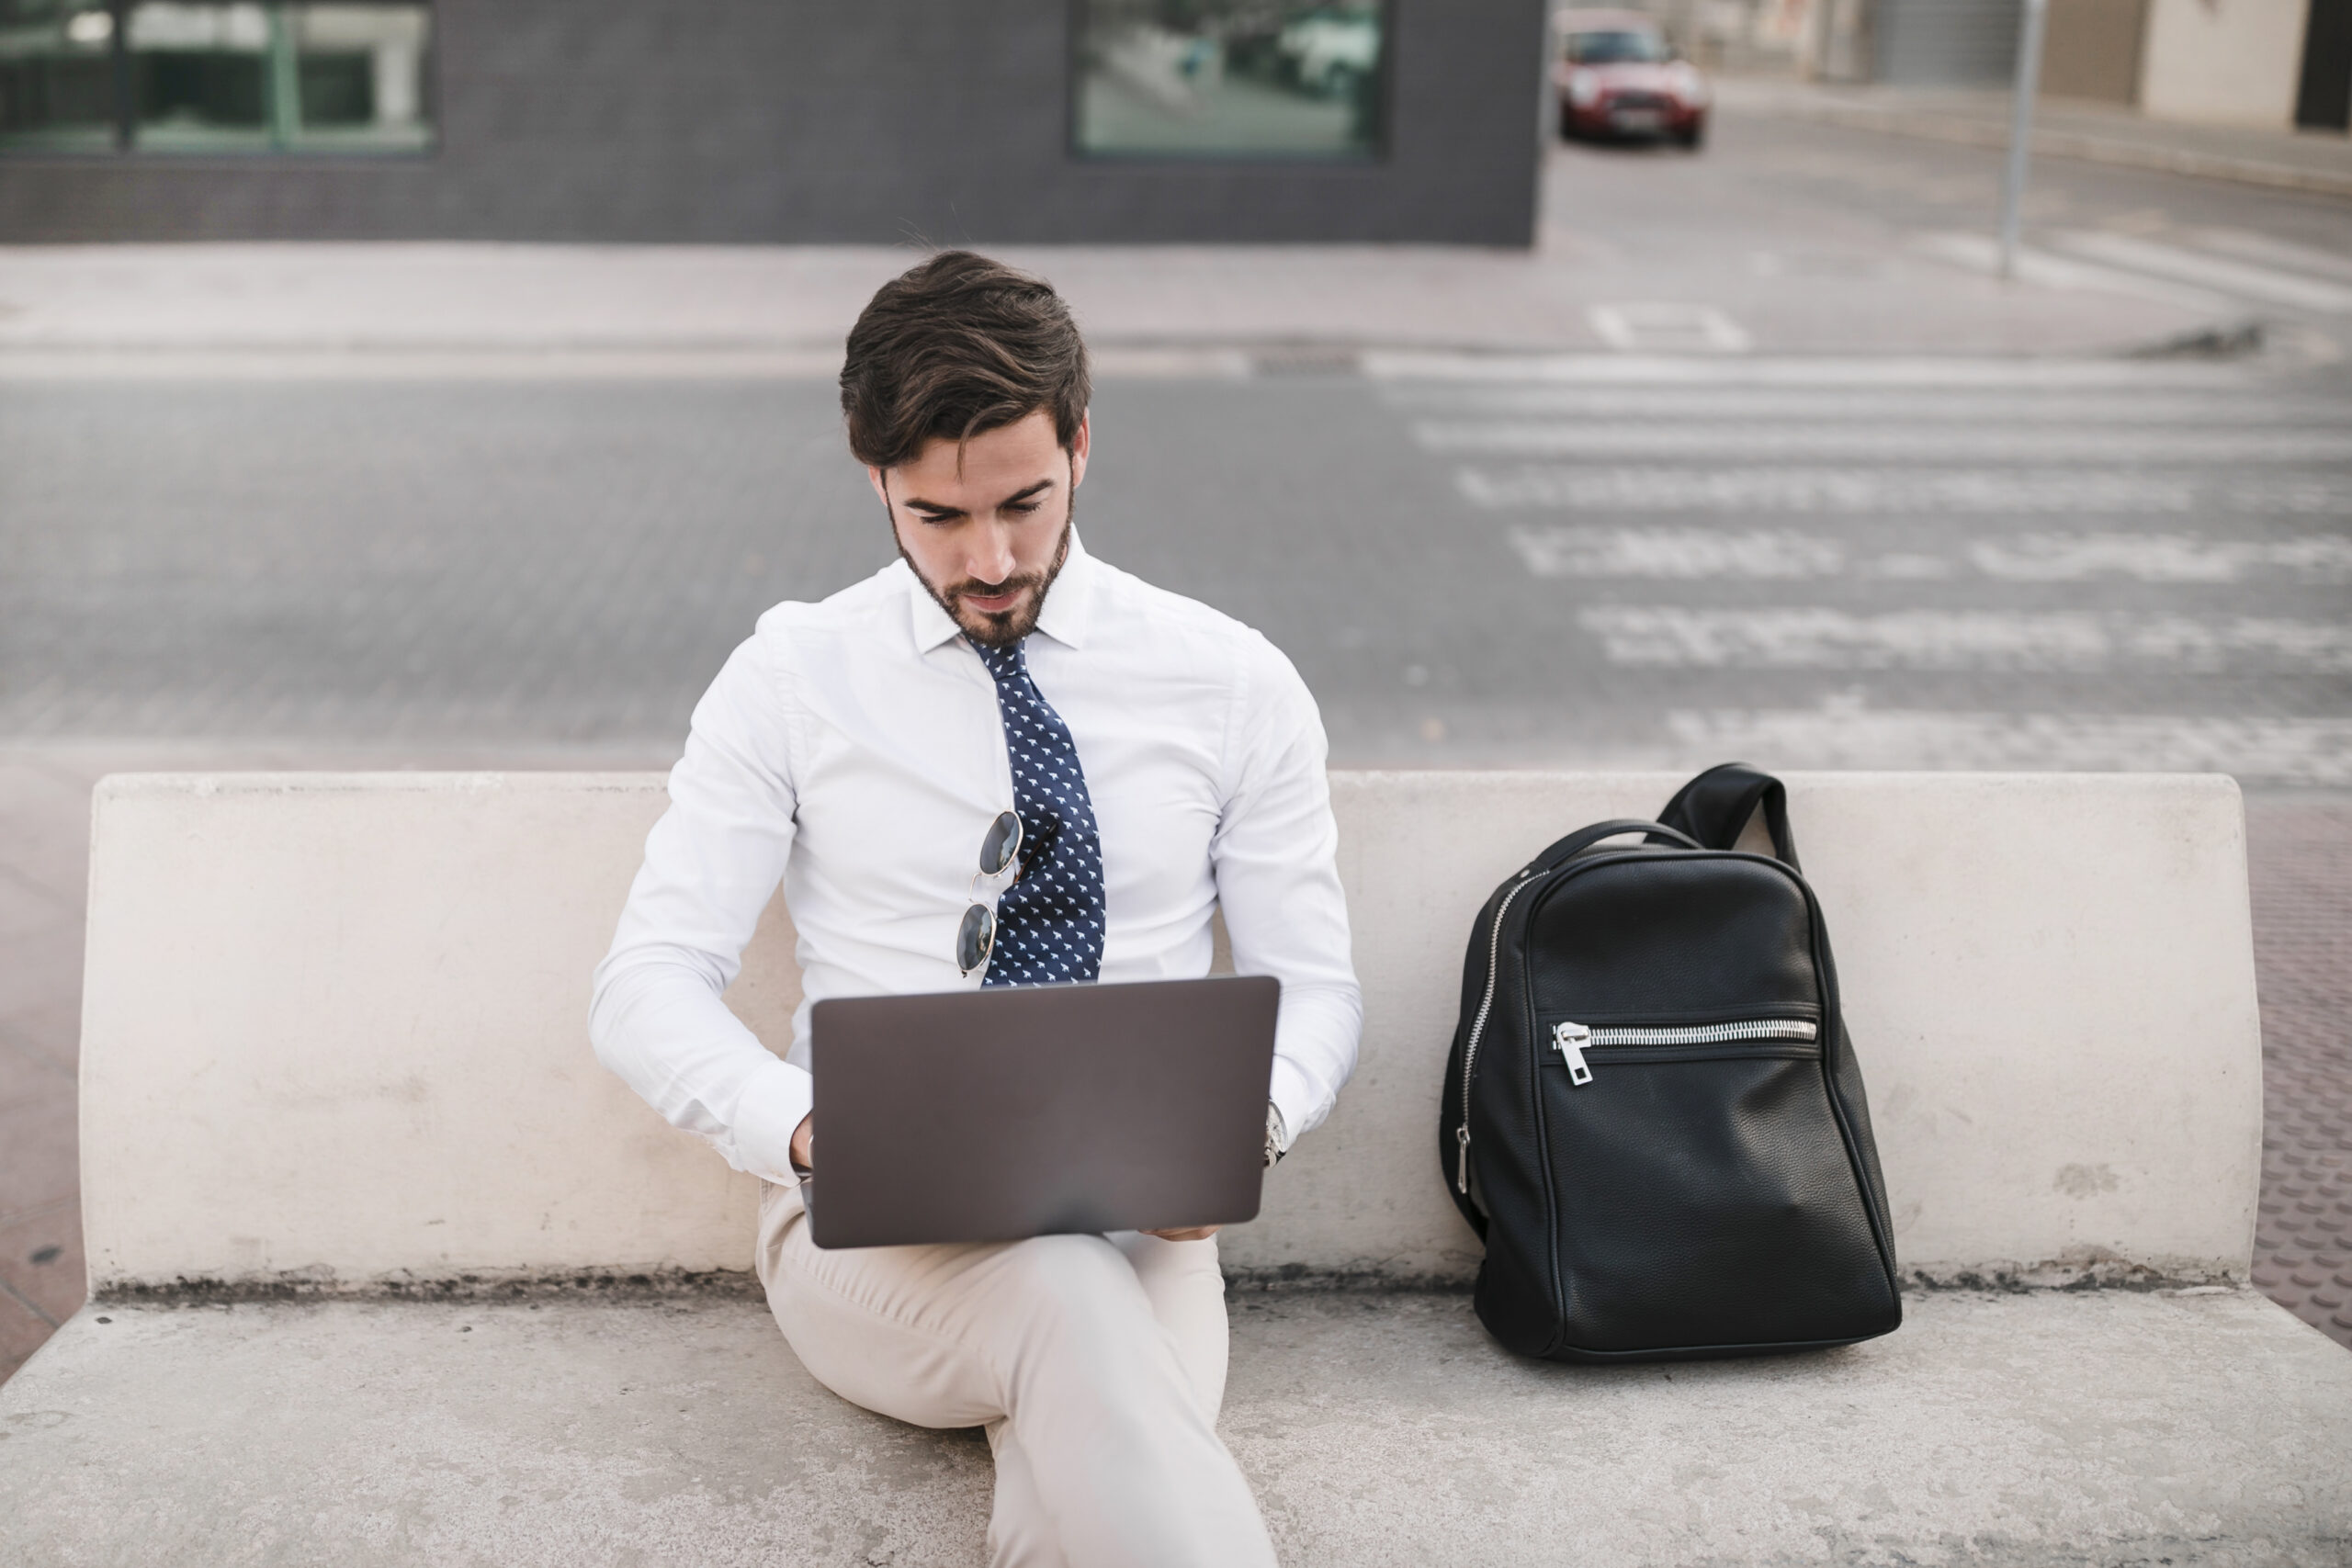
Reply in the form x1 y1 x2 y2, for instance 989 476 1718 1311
948 574 1046 608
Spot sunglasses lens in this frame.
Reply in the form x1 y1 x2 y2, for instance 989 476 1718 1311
979 809 1022 877
956 903 995 976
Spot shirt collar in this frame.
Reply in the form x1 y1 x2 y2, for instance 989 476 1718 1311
1032 528 1097 651
903 527 1099 656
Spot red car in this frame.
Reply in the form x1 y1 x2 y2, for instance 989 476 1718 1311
1552 9 1710 148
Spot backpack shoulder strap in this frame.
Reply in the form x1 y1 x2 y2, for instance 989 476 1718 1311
1657 762 1800 870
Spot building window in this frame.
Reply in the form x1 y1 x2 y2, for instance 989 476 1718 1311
1074 1 1384 160
0 1 433 154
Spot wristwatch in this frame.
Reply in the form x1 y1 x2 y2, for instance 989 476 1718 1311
1264 1102 1289 1169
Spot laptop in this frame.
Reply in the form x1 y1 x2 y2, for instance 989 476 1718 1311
805 975 1280 1249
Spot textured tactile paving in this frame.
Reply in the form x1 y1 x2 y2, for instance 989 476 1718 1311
2247 797 2352 1351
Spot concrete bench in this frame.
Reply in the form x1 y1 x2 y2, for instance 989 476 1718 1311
4 770 2347 1566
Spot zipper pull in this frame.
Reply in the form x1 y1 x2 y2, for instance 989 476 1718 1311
1553 1021 1594 1087
1455 1123 1472 1193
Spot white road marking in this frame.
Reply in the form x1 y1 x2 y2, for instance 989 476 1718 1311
2052 231 2352 314
1587 303 1754 354
1363 352 2256 387
2190 229 2352 287
1461 467 2184 512
1578 607 2352 671
1457 466 2351 514
1913 232 2238 314
1506 527 2352 582
1970 534 2352 582
1662 702 2352 786
1418 421 2350 462
1510 527 1847 578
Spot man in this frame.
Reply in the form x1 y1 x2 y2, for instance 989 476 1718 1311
589 250 1362 1566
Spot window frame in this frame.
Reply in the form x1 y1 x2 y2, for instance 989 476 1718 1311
0 0 440 161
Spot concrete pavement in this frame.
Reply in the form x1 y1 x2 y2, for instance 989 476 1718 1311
0 230 2215 365
6 1288 2350 1566
0 112 2278 364
11 109 2352 373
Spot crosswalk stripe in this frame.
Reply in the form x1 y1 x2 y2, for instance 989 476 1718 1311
1510 527 1846 579
1577 607 2352 671
1660 707 2352 787
1913 232 2238 313
2052 231 2352 314
1969 535 2352 581
1457 467 2352 513
1506 527 2352 582
1418 422 2351 462
2191 229 2352 287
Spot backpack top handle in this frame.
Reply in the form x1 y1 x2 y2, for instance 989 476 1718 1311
1531 818 1701 876
1657 762 1800 872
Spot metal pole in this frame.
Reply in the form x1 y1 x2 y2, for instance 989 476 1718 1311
1997 0 2050 280
266 3 302 152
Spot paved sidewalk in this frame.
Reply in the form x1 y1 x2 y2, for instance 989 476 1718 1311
3 745 2346 1382
3 113 2259 373
0 237 2216 366
1722 77 2352 201
2251 797 2352 1341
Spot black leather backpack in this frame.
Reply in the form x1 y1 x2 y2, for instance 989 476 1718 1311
1438 763 1902 1362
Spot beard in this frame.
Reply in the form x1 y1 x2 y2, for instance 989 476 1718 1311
900 507 1074 649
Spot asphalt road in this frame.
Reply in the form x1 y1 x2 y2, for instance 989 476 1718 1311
5 357 2349 782
5 117 2350 771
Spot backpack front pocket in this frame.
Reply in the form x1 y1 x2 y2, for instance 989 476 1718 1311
1534 1012 1889 1358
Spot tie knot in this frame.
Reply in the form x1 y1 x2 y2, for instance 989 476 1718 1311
974 637 1027 681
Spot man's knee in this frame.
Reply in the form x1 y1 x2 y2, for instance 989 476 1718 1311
989 1235 1188 1394
991 1233 1138 1316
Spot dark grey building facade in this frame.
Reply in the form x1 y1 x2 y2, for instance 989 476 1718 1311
0 1 1550 245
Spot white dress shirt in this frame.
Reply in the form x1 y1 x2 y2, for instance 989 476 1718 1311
590 531 1362 1187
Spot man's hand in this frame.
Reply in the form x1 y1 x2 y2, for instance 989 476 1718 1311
1140 1103 1279 1239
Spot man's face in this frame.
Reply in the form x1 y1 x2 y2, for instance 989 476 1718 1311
871 409 1090 649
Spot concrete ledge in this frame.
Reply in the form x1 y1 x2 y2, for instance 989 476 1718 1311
15 767 2329 1564
3 1289 2347 1566
78 771 2262 1293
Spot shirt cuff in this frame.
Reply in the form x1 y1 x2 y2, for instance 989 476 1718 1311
1267 1055 1321 1156
731 1056 815 1185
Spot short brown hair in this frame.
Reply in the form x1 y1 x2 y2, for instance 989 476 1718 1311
840 251 1091 471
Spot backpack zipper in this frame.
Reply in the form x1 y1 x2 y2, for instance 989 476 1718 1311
1456 869 1540 1195
1552 1018 1819 1085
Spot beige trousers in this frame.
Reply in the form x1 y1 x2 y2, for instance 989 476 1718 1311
755 1179 1279 1568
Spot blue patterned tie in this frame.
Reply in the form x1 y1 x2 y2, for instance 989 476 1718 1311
973 637 1106 987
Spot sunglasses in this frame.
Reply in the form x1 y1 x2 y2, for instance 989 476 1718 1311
956 810 1023 976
